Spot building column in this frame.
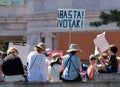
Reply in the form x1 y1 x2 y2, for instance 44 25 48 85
52 33 59 50
27 34 40 51
44 32 53 49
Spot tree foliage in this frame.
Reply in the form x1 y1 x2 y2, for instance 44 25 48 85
90 9 120 28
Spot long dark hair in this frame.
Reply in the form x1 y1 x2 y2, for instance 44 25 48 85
50 59 61 66
69 51 76 55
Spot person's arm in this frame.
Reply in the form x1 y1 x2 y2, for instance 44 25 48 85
100 57 108 66
88 68 94 80
17 58 25 74
97 47 109 66
87 65 96 80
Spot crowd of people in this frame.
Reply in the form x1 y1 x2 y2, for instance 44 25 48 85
0 42 119 83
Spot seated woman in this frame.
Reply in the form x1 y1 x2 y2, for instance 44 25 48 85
27 42 48 83
87 54 99 80
61 44 82 82
48 53 63 82
2 47 25 82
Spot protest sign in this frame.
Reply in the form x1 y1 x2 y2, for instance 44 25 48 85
94 32 109 55
57 9 85 29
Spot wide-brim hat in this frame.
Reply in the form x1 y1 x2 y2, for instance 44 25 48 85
67 44 82 53
35 42 46 51
51 53 63 62
89 54 96 60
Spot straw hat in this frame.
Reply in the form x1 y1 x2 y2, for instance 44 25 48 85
67 44 82 52
35 42 46 51
51 53 63 62
89 54 96 60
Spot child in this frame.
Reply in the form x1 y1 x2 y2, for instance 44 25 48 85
99 44 118 73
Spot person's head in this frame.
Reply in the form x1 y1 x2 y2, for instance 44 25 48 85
7 47 19 56
89 54 97 64
66 44 82 55
34 42 46 53
45 48 52 57
108 44 118 54
51 53 63 66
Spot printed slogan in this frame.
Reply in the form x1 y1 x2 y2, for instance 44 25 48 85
57 9 85 29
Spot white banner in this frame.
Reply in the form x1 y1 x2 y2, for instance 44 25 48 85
57 9 85 29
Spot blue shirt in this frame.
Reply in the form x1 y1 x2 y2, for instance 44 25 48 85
62 54 82 80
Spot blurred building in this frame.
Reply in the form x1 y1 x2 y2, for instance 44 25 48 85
0 0 120 60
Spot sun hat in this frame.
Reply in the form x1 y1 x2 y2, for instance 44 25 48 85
7 47 19 55
89 54 96 60
67 44 82 53
35 42 46 51
51 53 63 62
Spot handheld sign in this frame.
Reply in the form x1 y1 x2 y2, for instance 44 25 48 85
57 9 85 29
94 32 109 55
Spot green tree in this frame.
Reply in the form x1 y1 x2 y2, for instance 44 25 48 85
90 9 120 28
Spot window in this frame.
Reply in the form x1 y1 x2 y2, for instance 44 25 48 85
0 0 27 5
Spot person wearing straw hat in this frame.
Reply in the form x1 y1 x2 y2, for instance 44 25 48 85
48 53 63 82
61 44 82 82
27 42 48 83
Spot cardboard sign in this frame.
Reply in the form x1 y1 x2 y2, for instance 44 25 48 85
94 32 109 55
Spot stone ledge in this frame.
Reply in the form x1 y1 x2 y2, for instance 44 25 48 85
0 73 120 87
94 73 120 81
0 81 120 87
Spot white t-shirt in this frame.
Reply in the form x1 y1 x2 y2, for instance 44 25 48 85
48 64 62 82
